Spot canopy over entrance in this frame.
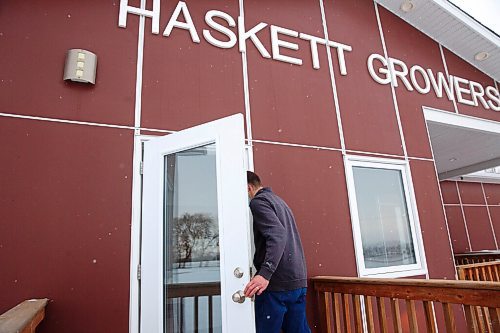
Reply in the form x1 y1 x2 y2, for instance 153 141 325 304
424 108 500 180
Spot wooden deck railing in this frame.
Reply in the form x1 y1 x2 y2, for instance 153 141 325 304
455 251 500 266
165 282 221 333
0 299 48 333
457 261 500 282
312 276 500 333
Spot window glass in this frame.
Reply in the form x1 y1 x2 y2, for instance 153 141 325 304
352 166 416 269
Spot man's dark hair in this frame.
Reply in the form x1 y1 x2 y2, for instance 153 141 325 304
247 171 262 187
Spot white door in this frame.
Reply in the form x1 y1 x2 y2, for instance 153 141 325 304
140 114 255 333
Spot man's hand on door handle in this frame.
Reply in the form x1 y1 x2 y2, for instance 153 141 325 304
244 275 269 297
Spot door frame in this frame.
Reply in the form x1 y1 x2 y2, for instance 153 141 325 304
128 119 254 333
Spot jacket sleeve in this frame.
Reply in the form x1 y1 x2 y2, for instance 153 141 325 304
250 197 286 281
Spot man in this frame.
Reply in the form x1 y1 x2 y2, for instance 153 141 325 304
244 171 311 333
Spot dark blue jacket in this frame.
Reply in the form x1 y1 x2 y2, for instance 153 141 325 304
250 187 307 291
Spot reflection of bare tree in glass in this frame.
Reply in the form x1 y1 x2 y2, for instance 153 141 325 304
173 213 219 268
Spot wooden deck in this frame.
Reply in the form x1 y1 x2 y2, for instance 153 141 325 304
312 276 500 333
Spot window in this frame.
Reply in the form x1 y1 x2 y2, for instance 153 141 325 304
345 156 426 278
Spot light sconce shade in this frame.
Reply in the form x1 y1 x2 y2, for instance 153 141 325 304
63 49 97 84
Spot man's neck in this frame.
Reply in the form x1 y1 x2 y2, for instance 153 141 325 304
253 186 264 198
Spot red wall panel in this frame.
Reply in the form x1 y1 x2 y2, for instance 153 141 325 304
140 0 247 132
0 1 138 126
444 206 470 253
458 182 486 205
443 49 500 122
409 160 456 279
489 206 500 246
463 206 497 250
323 0 403 155
483 183 500 205
379 7 456 159
0 117 133 333
243 0 341 148
440 181 460 204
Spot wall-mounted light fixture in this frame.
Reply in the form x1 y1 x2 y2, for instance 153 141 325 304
63 49 97 84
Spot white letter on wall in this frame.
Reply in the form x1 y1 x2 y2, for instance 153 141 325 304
328 41 352 76
299 33 326 69
163 1 200 43
203 10 237 49
367 54 391 85
485 86 500 111
388 58 413 91
469 81 490 109
453 76 475 106
270 25 302 65
427 69 455 101
409 65 431 94
238 17 271 58
119 0 160 34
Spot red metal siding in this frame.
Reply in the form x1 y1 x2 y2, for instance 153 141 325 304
484 183 500 205
463 206 497 250
243 0 341 148
444 206 470 253
0 117 133 333
490 206 500 244
458 182 487 205
323 0 404 155
410 160 456 279
440 181 499 253
440 180 460 204
140 0 246 132
0 1 137 126
443 49 500 122
379 7 456 159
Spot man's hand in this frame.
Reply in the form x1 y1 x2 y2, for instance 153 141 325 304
244 275 269 297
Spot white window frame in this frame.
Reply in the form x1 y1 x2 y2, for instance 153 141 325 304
344 155 427 278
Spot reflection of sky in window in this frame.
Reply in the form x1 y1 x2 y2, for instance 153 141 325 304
449 0 500 36
174 145 218 220
352 167 412 246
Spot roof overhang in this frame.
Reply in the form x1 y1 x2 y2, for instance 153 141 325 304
375 0 500 82
424 108 500 180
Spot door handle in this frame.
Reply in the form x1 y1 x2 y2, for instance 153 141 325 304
232 290 245 304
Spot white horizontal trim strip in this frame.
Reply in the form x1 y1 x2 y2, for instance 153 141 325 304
0 112 435 162
0 112 174 133
444 203 500 207
250 139 434 162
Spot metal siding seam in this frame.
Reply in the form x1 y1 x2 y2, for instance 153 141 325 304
481 182 499 249
439 44 459 114
456 181 473 251
318 0 346 154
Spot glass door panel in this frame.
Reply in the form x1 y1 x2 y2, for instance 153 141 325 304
164 144 221 333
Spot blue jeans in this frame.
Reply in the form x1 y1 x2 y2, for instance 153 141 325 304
254 287 311 333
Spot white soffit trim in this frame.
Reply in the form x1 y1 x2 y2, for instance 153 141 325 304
424 107 500 179
424 107 500 134
374 0 500 81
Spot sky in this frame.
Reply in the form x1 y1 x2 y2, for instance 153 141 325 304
449 0 500 36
